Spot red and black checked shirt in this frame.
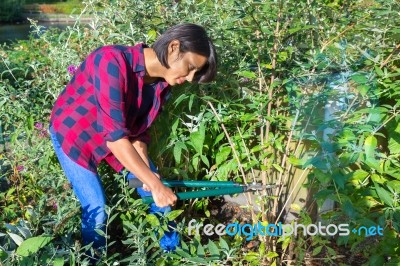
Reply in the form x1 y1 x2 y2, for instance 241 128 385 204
50 43 170 173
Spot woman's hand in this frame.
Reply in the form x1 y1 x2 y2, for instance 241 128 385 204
106 138 177 207
150 181 177 207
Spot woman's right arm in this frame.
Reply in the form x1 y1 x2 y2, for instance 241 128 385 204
106 138 177 207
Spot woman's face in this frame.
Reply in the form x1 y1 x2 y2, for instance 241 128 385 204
163 41 208 86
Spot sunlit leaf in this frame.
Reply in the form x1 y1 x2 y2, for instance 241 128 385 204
16 236 53 256
165 210 184 221
267 251 279 258
235 70 256 79
374 183 394 207
146 214 160 227
216 146 231 166
53 257 65 266
7 233 23 246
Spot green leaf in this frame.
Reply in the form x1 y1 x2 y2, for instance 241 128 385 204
219 237 229 251
312 246 323 256
351 74 368 84
244 251 259 262
200 155 210 167
374 66 384 77
171 118 179 135
69 250 75 266
332 171 346 189
364 135 377 159
94 229 106 237
146 29 157 41
173 94 188 107
266 251 279 259
274 137 284 152
173 141 187 164
146 214 160 227
196 243 205 257
235 70 256 79
16 236 53 256
343 200 356 219
374 183 394 207
272 163 284 173
181 241 189 253
259 242 266 257
364 135 381 170
214 133 225 146
188 94 195 111
371 174 386 184
26 115 34 131
175 248 207 263
192 156 199 169
314 169 331 184
326 246 336 256
53 257 65 266
387 120 400 155
216 146 231 166
350 170 369 181
108 213 119 224
207 240 220 258
0 250 8 260
356 85 369 96
388 137 400 155
190 124 205 154
288 25 315 34
387 180 400 192
7 233 23 246
165 210 184 221
387 170 400 180
288 156 306 167
281 236 291 250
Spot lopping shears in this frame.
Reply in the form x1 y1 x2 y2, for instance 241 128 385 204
128 179 276 204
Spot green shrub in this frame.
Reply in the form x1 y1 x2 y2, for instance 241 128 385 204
0 0 399 265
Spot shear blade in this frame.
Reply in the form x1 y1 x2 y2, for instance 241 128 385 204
245 183 276 191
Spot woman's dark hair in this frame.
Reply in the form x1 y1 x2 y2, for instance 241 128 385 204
152 23 217 83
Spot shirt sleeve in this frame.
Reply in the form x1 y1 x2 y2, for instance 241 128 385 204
134 130 151 144
91 50 130 142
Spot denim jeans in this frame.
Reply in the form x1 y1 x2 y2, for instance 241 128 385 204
49 126 179 252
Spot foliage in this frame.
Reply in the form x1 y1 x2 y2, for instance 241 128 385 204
0 0 399 265
0 0 26 22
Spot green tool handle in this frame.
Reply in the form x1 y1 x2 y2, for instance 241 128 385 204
128 178 238 188
141 186 244 204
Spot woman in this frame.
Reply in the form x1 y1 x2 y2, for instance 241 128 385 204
49 23 217 254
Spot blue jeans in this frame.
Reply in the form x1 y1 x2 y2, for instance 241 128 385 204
49 127 179 252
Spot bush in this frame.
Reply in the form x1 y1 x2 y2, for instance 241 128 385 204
0 0 399 265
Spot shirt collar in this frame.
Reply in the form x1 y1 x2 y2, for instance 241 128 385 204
134 43 169 89
133 43 146 75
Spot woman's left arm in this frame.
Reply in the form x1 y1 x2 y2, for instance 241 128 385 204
131 140 159 191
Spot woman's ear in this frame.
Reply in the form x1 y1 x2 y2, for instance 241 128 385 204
168 40 181 57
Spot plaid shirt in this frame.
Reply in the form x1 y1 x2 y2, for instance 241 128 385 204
50 43 170 173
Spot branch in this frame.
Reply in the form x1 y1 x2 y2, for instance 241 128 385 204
380 43 400 68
